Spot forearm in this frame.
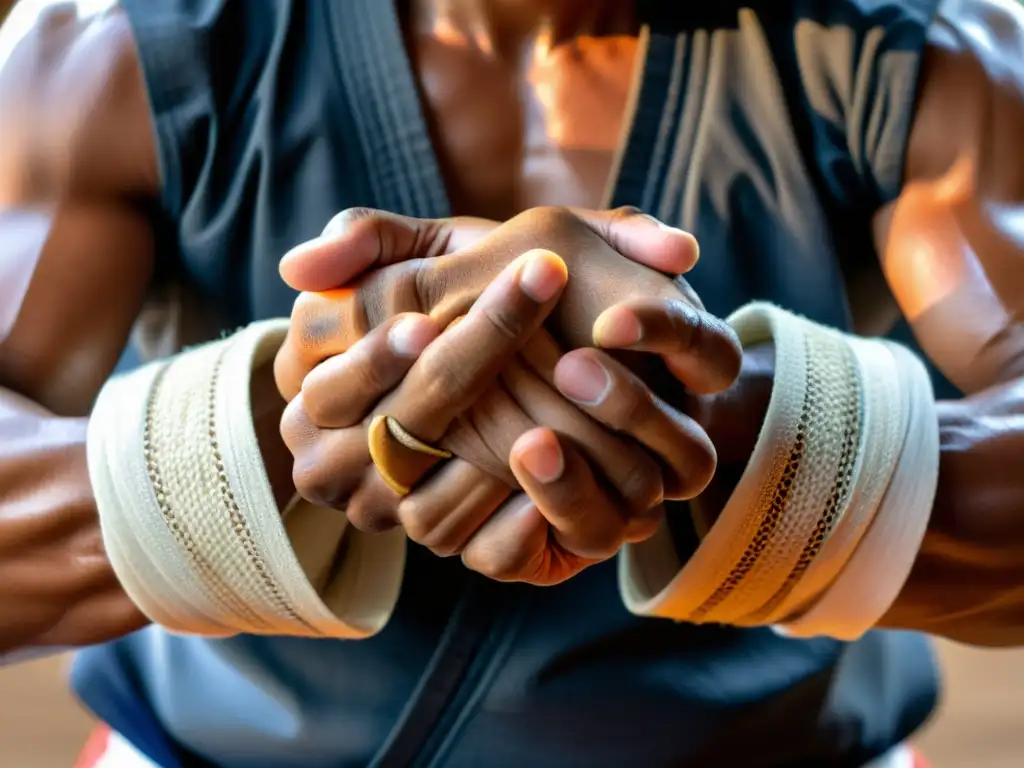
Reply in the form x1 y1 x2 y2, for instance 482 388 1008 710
693 339 1024 646
881 377 1024 645
0 360 294 656
0 387 143 655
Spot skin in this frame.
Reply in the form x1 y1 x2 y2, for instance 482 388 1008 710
0 0 731 648
0 0 1021 655
279 0 1024 644
276 209 738 583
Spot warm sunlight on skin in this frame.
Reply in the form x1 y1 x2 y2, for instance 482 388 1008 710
881 154 1023 391
432 14 495 54
527 34 638 151
882 156 977 322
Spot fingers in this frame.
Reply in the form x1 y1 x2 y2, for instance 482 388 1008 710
508 428 629 560
279 208 497 291
569 206 700 275
500 349 663 515
280 397 371 510
298 314 440 426
275 261 428 400
460 496 555 584
397 460 511 556
439 387 535 487
553 349 717 500
379 249 567 445
593 298 743 395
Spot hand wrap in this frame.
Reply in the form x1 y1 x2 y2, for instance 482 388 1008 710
88 321 405 639
620 303 940 640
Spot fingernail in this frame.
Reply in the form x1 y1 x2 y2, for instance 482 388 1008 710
322 211 353 238
519 432 565 484
558 355 611 405
593 307 642 347
388 316 433 357
519 250 567 303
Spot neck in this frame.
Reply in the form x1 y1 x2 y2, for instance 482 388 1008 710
409 0 638 56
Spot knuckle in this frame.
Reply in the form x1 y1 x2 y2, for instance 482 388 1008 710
609 205 643 224
279 397 313 452
671 302 743 384
523 205 574 230
298 392 332 427
615 453 664 513
606 384 653 433
364 260 424 327
464 547 527 582
396 499 434 545
419 346 476 409
482 299 529 342
350 343 397 397
398 499 464 557
413 257 448 313
330 206 378 230
346 487 400 533
292 459 344 511
421 527 465 558
274 341 303 402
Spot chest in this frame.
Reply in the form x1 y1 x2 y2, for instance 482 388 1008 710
194 6 891 338
406 30 640 218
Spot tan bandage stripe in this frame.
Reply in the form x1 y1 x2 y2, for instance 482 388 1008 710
739 337 862 626
688 340 810 623
144 343 271 631
616 302 934 639
204 351 320 633
763 339 905 624
92 319 407 639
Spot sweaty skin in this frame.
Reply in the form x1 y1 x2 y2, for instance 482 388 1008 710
0 0 1023 654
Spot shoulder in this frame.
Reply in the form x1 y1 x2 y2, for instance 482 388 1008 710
904 0 1024 188
0 1 157 202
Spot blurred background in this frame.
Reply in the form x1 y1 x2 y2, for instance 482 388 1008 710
1 640 1024 766
1 1 1023 766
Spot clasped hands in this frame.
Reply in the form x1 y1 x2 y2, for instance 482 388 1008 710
274 207 742 586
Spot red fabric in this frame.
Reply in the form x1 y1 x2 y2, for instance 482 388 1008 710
73 726 112 768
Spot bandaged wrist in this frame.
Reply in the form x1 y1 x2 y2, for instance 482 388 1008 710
87 320 405 639
619 303 940 640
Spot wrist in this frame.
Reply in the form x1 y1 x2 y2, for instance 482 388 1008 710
251 360 294 510
686 342 774 532
689 341 774 464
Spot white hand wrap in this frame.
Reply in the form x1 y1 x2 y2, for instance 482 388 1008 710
619 303 940 640
87 320 405 639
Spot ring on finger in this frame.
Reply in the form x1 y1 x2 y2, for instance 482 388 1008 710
368 414 452 495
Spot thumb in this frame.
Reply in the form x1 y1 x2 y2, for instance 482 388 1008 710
278 208 497 292
569 206 701 276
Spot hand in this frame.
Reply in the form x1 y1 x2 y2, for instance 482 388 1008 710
280 251 684 585
584 294 775 530
274 206 740 401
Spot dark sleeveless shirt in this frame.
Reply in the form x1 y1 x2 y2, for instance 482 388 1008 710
73 1 942 766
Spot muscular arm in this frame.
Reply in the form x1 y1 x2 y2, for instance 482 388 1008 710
870 0 1024 645
0 1 159 653
0 2 287 654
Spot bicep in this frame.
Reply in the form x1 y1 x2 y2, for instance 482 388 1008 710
0 1 159 415
873 0 1024 395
